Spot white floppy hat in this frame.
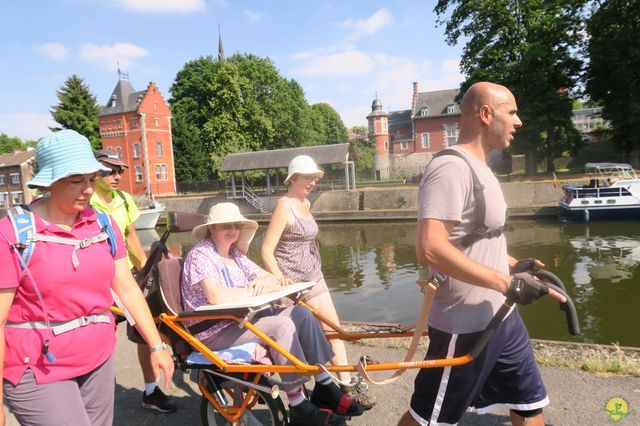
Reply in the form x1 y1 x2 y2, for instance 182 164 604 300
192 203 259 254
28 130 110 188
284 155 324 185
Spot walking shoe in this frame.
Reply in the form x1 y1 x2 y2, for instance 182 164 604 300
311 381 365 417
142 387 177 413
340 375 376 410
289 400 347 426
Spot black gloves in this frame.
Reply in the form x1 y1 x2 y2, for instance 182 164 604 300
507 272 549 305
510 258 536 274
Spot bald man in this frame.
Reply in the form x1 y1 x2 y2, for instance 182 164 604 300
399 83 563 426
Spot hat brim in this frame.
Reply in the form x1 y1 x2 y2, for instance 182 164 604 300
193 219 259 254
284 170 324 185
100 158 129 168
27 161 111 188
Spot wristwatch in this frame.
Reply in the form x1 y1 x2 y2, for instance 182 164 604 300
150 342 168 353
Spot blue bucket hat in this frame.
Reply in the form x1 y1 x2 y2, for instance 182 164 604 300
27 129 110 188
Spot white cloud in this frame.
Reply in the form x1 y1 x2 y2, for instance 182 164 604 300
342 8 393 40
115 0 205 12
291 50 373 77
244 9 263 22
0 112 56 141
78 43 149 70
35 43 69 61
337 105 370 128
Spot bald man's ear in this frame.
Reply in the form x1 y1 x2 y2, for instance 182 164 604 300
478 105 492 124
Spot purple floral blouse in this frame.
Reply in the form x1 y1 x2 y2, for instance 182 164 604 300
181 238 263 341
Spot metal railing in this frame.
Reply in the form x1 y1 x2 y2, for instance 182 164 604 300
226 184 267 213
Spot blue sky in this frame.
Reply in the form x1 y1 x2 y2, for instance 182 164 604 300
0 0 464 141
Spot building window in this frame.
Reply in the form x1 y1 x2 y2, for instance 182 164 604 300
133 143 141 158
154 118 159 127
382 120 388 133
135 165 143 182
10 173 19 185
400 141 409 150
0 175 5 186
384 140 389 150
0 192 7 208
156 142 163 157
11 191 23 205
420 107 428 117
131 117 138 128
368 121 374 133
421 133 430 149
115 146 123 159
117 119 122 129
446 104 455 114
444 124 458 147
155 164 167 180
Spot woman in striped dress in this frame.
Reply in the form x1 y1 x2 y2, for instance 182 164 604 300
262 155 376 409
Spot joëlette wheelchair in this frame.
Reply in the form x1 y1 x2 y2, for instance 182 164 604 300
114 211 580 426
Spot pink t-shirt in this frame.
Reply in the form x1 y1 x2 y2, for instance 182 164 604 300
0 206 126 385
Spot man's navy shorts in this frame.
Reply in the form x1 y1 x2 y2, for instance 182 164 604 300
409 309 548 425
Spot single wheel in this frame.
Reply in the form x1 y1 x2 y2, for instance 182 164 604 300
200 374 287 426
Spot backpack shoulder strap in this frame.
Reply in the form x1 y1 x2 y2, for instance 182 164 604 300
7 204 36 270
432 149 486 240
115 190 130 214
92 207 117 257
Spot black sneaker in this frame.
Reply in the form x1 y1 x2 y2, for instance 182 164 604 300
142 387 177 413
289 400 347 426
311 381 365 417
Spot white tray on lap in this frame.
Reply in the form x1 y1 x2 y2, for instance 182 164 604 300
194 281 315 312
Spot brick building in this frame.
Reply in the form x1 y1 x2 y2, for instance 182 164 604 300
0 149 36 208
367 82 461 179
98 74 176 196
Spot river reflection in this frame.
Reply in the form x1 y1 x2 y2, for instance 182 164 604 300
165 220 639 348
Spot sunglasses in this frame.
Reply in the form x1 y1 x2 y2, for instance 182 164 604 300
218 223 243 230
99 168 124 177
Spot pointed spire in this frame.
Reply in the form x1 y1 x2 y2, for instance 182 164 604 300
218 24 226 62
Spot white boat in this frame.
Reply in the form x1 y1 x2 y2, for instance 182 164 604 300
134 202 166 230
560 163 640 222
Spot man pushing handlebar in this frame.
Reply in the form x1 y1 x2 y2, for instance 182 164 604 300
398 82 566 426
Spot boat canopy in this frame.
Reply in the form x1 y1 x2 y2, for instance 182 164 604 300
584 163 638 180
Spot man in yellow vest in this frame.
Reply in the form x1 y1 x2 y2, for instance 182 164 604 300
91 150 177 413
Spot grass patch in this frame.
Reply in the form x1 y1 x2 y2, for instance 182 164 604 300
531 341 640 376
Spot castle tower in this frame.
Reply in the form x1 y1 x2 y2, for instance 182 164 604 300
366 97 390 180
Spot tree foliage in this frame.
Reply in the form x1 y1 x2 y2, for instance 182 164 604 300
310 103 348 146
50 74 102 149
434 0 586 175
169 53 348 181
586 0 640 163
0 133 36 154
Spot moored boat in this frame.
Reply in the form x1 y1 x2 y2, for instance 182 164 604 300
560 163 640 222
134 202 166 229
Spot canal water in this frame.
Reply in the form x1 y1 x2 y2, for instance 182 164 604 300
159 219 639 348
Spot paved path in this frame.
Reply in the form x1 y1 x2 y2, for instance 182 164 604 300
4 324 640 425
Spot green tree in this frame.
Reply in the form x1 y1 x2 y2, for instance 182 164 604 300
310 103 348 145
586 0 640 163
435 0 586 175
229 54 312 149
50 74 102 149
0 133 25 154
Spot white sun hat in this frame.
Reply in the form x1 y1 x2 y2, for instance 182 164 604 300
192 203 259 254
284 155 324 185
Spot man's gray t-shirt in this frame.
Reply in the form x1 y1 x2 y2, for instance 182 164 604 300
418 146 509 334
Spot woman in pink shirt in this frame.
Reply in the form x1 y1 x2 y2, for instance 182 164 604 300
0 130 173 426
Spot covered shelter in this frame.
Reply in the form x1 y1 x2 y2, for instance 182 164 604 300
221 144 355 210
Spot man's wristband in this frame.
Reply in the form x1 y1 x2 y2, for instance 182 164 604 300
150 342 168 353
